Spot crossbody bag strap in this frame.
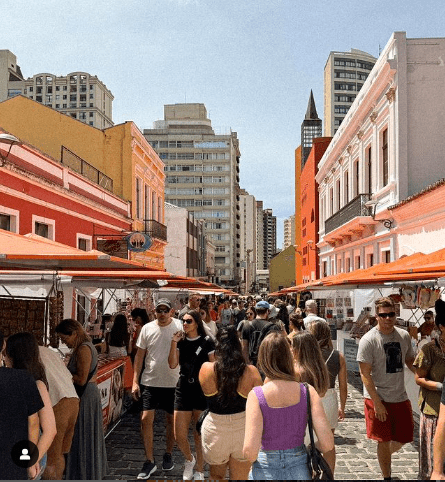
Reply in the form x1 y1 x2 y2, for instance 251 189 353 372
325 348 335 364
304 382 316 451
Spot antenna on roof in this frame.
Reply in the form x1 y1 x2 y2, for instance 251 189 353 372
378 44 381 56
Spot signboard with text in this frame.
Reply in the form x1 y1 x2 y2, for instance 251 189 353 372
344 338 360 372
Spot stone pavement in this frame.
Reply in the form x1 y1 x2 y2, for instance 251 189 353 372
105 372 420 480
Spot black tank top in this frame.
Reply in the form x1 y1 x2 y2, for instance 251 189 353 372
206 392 247 415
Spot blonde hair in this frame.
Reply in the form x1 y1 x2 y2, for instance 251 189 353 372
257 331 296 382
375 297 395 311
308 320 332 350
291 331 329 397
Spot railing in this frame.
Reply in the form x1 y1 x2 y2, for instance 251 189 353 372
325 193 372 234
144 219 167 242
61 146 113 192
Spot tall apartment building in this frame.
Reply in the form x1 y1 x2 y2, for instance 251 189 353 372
144 103 241 287
0 50 113 129
256 201 265 270
301 91 322 167
239 189 257 293
324 48 377 136
283 215 295 250
263 208 277 269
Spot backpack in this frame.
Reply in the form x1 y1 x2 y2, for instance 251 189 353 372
248 320 280 365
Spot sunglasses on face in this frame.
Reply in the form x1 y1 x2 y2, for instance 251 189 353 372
183 318 194 324
156 308 170 314
377 312 396 319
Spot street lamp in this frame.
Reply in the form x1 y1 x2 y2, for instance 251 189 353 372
0 134 21 167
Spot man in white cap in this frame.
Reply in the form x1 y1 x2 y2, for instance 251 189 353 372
132 298 182 479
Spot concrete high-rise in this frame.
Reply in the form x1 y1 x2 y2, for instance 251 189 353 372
239 189 257 294
263 208 277 269
324 48 376 136
143 103 241 288
283 215 295 250
0 50 113 129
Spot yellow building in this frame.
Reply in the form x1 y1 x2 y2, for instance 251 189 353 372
0 95 166 269
269 246 296 293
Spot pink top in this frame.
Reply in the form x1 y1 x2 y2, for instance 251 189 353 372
253 383 308 450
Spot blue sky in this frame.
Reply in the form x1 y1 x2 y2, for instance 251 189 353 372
2 0 445 247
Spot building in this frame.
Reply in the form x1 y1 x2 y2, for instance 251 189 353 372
316 32 445 277
269 246 296 292
164 202 214 278
294 146 302 285
0 50 113 129
239 189 257 294
283 215 295 250
298 137 331 282
324 48 377 137
143 103 241 288
301 90 322 167
0 130 132 321
0 95 166 269
263 208 277 269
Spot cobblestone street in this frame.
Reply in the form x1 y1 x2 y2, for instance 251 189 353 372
105 372 420 480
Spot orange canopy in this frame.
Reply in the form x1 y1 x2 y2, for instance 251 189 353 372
0 229 155 271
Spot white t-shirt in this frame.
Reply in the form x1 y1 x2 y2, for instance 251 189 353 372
303 313 328 328
38 346 78 406
136 318 182 388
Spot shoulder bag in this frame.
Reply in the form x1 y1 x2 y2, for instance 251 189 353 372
304 383 334 480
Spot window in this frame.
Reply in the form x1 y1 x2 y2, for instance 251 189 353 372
152 192 156 221
0 214 11 231
382 128 389 186
344 171 349 204
35 222 49 238
367 253 374 268
144 185 150 219
355 255 361 270
77 236 92 251
366 145 372 193
136 177 142 219
383 250 391 263
353 160 359 197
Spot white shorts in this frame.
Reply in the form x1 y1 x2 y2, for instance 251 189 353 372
321 388 339 430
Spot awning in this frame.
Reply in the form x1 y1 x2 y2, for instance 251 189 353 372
0 230 157 271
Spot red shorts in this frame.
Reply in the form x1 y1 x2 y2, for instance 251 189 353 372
364 398 413 443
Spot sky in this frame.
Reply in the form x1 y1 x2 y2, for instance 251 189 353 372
2 0 445 247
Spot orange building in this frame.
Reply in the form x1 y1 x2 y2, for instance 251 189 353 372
296 137 331 283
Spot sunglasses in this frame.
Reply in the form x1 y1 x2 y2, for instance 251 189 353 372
183 318 194 324
156 308 170 314
377 312 396 319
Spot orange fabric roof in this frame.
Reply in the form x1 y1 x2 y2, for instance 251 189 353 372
376 248 445 275
0 229 158 271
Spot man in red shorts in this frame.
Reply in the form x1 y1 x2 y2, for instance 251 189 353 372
357 297 416 480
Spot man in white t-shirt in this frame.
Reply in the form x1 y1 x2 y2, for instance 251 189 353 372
132 298 182 479
303 299 327 328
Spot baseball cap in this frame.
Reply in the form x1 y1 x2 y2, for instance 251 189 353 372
255 300 270 310
155 298 172 309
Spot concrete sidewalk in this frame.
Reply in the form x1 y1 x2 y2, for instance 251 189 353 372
105 372 420 480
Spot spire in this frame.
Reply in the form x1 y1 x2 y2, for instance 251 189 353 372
305 90 320 120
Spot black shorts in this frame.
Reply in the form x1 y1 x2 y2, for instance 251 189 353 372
141 385 175 414
174 380 207 411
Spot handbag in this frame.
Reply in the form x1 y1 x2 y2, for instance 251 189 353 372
195 408 209 435
304 383 334 481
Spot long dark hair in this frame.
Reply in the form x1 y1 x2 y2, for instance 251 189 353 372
6 332 48 389
131 308 150 326
185 310 207 338
214 326 247 409
109 314 130 347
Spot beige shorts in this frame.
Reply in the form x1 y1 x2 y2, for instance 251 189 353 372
201 411 248 465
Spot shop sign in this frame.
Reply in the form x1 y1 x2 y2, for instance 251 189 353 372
97 239 128 259
343 338 359 372
125 232 153 252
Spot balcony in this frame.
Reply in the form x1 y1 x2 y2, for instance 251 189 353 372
144 219 167 242
324 194 376 245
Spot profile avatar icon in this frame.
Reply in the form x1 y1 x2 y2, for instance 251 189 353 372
11 440 39 468
20 448 31 461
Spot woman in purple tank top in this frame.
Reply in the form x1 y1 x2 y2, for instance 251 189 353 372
243 332 334 480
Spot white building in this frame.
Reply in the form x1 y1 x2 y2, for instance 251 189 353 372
0 50 113 129
316 32 445 277
144 104 241 288
283 215 295 250
239 189 257 294
324 48 377 137
164 202 215 279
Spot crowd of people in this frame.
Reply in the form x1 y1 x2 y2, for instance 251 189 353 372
3 292 445 480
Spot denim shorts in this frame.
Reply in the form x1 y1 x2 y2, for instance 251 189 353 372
248 445 310 480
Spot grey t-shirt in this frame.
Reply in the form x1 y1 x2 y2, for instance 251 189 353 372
356 326 414 403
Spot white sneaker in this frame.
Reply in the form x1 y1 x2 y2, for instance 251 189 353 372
183 454 196 480
194 471 205 480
